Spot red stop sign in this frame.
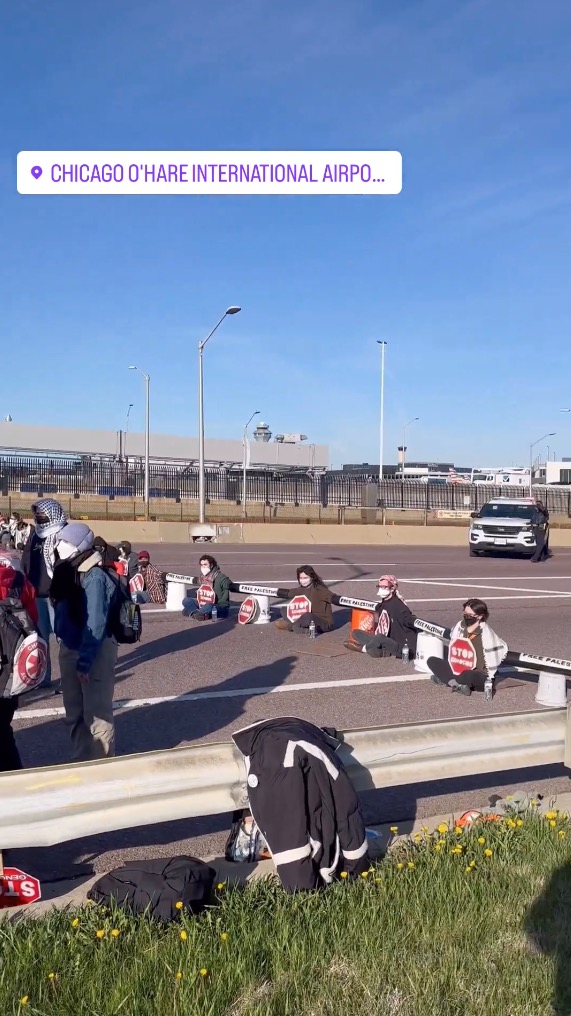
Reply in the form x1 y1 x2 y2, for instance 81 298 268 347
197 583 216 608
0 868 41 908
449 637 477 676
238 596 258 625
286 594 311 623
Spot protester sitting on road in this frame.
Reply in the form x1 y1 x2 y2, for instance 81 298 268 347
182 554 231 619
345 574 417 659
21 497 68 692
118 540 139 579
50 523 119 761
0 552 39 772
93 536 120 568
429 598 508 697
133 550 167 604
274 565 334 635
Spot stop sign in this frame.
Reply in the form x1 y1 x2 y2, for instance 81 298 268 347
197 583 216 608
448 637 477 677
238 596 258 625
130 572 144 595
286 594 311 623
0 868 41 908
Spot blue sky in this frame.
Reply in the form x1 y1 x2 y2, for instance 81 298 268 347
2 0 571 469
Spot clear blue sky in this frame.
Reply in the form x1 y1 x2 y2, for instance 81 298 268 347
2 0 571 469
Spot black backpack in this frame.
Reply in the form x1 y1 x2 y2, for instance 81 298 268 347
87 856 215 923
104 568 142 645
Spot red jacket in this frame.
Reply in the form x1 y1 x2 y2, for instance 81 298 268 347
0 564 38 625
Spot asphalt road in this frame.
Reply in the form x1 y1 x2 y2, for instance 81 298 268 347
8 542 571 885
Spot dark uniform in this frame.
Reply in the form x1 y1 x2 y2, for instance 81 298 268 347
530 503 549 563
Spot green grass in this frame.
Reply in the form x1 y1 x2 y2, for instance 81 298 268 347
2 809 571 1016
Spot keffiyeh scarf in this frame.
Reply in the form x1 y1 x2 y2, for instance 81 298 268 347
33 498 68 579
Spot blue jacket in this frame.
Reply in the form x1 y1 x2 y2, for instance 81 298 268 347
54 558 117 673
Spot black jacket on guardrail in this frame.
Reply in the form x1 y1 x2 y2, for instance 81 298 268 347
232 717 369 891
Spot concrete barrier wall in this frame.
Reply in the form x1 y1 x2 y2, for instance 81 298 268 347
60 520 571 547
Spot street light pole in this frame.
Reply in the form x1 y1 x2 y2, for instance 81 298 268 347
377 341 386 496
402 417 419 483
125 403 133 460
129 367 150 516
242 411 260 519
529 432 555 496
198 306 241 524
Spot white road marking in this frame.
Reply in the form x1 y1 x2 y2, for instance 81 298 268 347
15 672 428 720
401 579 571 596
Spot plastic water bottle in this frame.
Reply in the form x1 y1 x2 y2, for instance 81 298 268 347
484 677 493 702
309 620 316 639
401 641 410 665
211 605 218 622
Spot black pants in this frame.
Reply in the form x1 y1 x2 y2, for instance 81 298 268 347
0 697 22 772
280 607 330 635
428 657 488 692
530 526 548 562
351 629 400 658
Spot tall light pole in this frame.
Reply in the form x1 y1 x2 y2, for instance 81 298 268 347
402 417 419 482
377 341 386 497
125 402 133 460
129 367 150 515
242 411 260 518
198 307 241 524
529 432 555 496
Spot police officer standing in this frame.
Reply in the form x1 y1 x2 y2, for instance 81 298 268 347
530 498 550 563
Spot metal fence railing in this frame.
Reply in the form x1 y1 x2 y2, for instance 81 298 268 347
1 454 570 514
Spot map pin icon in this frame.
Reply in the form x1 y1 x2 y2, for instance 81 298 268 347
31 166 43 179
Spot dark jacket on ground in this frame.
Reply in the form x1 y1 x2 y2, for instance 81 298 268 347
21 532 51 598
283 582 334 630
232 716 369 892
373 595 418 656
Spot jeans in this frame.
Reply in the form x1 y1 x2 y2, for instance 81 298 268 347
59 637 118 762
36 597 55 687
182 596 229 619
350 629 400 658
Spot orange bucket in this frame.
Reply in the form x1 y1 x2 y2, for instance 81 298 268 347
351 607 375 633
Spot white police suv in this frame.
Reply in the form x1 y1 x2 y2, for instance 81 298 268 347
469 498 547 557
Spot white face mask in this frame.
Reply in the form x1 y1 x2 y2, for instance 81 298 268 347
57 540 78 561
299 576 312 588
200 565 210 576
377 588 391 599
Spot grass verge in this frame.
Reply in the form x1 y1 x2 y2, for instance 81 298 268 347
1 809 571 1015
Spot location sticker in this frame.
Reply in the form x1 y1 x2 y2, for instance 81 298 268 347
30 166 42 179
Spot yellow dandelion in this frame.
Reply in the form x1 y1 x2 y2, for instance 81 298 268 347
477 837 486 845
175 901 184 910
550 820 557 828
216 882 226 891
375 877 382 884
176 971 183 981
96 930 105 939
516 819 524 827
414 833 421 842
19 998 29 1007
437 823 448 835
180 930 188 942
531 799 539 807
484 848 493 858
454 827 463 836
546 811 558 821
390 826 398 834
465 866 473 873
340 871 348 879
437 838 446 846
199 968 208 978
469 859 476 867
434 844 442 853
422 825 428 831
111 929 120 938
71 917 80 928
396 862 404 870
407 861 415 870
220 932 228 941
361 870 369 879
48 972 56 980
559 831 566 839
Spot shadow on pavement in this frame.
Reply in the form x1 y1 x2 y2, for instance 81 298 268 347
525 860 571 1015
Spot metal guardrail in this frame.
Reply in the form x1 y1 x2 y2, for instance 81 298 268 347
0 710 567 851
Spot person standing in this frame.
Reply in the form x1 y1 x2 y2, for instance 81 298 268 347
50 523 118 761
530 499 550 563
21 498 68 691
0 553 39 771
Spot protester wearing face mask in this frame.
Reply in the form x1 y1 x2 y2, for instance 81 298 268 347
182 555 231 620
21 498 68 692
133 551 167 604
429 598 508 697
345 575 417 659
50 523 119 761
274 566 334 635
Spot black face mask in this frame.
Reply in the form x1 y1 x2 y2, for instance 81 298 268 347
463 613 479 626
